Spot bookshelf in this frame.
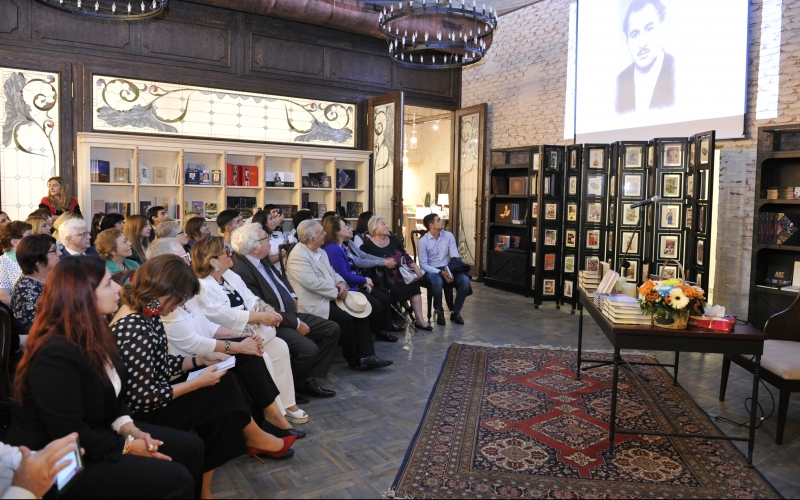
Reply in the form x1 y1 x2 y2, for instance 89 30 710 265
561 145 582 312
532 145 566 308
76 133 371 233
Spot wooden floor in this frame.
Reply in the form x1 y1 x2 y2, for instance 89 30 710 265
211 284 800 499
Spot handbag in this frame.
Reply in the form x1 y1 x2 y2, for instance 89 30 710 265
399 263 418 284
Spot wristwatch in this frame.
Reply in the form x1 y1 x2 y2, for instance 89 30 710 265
225 340 232 355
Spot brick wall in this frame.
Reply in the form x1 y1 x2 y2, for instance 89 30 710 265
463 0 800 318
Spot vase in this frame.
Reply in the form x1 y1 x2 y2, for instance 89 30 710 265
653 311 688 330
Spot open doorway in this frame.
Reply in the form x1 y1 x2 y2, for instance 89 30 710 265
401 105 453 255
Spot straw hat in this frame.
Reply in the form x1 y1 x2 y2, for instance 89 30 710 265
335 291 372 318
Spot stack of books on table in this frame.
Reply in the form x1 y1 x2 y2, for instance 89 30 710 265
578 271 601 297
600 294 651 325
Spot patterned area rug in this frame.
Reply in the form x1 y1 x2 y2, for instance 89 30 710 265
391 343 779 499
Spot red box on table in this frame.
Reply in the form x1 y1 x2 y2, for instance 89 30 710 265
688 315 736 333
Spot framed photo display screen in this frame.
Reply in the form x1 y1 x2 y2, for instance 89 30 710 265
568 176 578 196
586 229 601 250
564 254 575 273
566 229 577 248
662 173 682 198
586 174 605 197
567 203 578 221
662 144 683 168
620 231 639 254
625 146 643 169
589 148 604 169
621 203 640 226
586 202 602 224
658 234 681 260
545 203 558 220
622 259 639 281
622 173 644 198
659 204 682 230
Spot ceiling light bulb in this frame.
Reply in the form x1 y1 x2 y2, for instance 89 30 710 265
433 120 439 131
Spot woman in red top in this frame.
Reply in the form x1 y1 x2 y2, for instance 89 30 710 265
39 176 81 216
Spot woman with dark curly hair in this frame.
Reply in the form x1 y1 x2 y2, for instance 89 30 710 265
10 234 60 351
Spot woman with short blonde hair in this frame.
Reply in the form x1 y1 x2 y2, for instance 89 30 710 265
96 228 140 276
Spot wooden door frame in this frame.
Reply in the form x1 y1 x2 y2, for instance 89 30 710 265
366 92 404 235
451 103 488 280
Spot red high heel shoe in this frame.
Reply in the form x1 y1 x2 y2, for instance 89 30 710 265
247 435 297 463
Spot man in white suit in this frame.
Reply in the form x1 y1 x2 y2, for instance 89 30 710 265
285 220 392 370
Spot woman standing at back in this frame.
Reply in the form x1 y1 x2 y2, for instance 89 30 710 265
39 177 81 216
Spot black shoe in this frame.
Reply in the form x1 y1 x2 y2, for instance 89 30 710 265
299 379 336 398
261 421 307 439
358 356 393 370
294 394 310 404
388 323 406 333
450 312 464 325
436 311 446 326
414 322 433 331
376 330 398 342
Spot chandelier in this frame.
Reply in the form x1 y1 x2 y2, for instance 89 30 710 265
377 0 497 69
33 0 167 20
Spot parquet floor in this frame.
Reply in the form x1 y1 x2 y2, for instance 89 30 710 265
211 284 800 498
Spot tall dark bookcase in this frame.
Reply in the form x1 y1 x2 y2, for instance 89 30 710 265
749 125 800 329
685 131 716 290
577 143 614 281
484 147 534 295
531 145 566 307
561 145 583 311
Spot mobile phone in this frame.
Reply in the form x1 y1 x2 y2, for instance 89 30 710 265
55 438 83 492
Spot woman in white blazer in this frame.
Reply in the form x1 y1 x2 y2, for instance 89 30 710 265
190 236 308 424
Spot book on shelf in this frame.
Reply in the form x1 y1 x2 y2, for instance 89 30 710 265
321 176 332 189
205 203 218 218
90 160 110 183
492 176 508 195
495 203 519 223
139 165 152 184
508 177 527 196
346 201 363 218
318 203 328 216
226 163 237 186
243 166 258 187
153 167 168 184
191 201 205 217
113 167 129 183
758 212 800 245
766 264 792 287
91 199 104 215
307 172 321 188
766 187 800 200
139 200 152 215
493 235 511 251
301 193 309 208
185 167 200 185
336 169 356 189
211 170 222 185
265 171 295 187
198 169 212 185
104 202 132 216
308 202 319 218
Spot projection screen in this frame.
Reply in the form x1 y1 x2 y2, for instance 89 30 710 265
574 0 749 143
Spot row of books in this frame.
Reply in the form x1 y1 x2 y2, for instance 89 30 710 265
757 212 799 245
92 197 178 219
265 171 296 187
186 164 224 185
226 164 262 187
490 175 558 197
766 187 800 200
302 172 332 189
493 235 522 251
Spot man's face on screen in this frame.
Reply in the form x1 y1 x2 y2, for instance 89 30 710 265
625 4 663 70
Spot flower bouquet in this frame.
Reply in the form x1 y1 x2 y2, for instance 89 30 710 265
637 261 704 329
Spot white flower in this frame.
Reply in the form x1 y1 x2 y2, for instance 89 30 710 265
668 288 690 310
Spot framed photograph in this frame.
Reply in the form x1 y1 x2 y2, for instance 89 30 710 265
659 265 678 280
620 231 639 254
568 176 578 196
531 226 537 243
564 255 575 273
685 206 693 229
545 203 558 220
626 146 643 168
689 142 696 168
662 173 682 198
544 229 557 246
622 259 639 282
659 235 681 260
544 254 556 271
589 148 604 169
696 272 703 285
570 149 577 170
622 173 643 198
621 203 640 226
586 174 605 197
700 139 710 164
698 205 706 233
543 279 556 296
607 231 614 252
586 256 600 272
659 204 682 230
566 229 577 248
647 145 654 167
696 239 705 266
564 280 574 298
686 174 694 197
550 150 559 170
663 144 683 167
509 177 527 196
586 202 602 223
586 229 601 250
567 203 578 222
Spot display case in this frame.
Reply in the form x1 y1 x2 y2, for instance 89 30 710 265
577 143 614 281
561 145 582 311
530 145 565 308
749 125 800 329
611 140 651 285
683 131 716 291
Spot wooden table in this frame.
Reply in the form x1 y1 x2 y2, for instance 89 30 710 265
577 290 767 466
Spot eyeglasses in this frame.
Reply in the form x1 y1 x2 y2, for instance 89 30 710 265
75 231 90 239
181 252 192 263
47 248 58 254
215 248 232 258
257 236 270 243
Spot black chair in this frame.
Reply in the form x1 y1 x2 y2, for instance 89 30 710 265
409 229 453 323
0 303 15 399
719 294 800 444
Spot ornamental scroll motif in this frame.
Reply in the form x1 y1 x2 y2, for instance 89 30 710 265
457 113 479 266
92 76 355 148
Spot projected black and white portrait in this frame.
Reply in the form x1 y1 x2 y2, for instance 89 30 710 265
616 0 675 114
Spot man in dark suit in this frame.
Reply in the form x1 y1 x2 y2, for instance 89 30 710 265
230 223 340 400
616 0 674 114
58 218 99 258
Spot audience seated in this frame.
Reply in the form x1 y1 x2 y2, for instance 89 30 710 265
7 256 203 499
230 223 340 400
96 228 140 279
184 216 210 248
23 216 50 236
147 238 307 440
360 216 432 331
58 219 98 259
0 212 11 227
252 211 286 272
190 237 307 424
111 255 296 498
289 210 314 244
286 220 392 370
145 206 169 242
89 213 105 246
0 433 84 499
216 210 244 253
98 213 125 233
154 220 190 251
322 216 396 343
10 235 60 352
123 214 151 265
418 213 472 326
0 222 32 306
353 211 373 249
51 212 80 246
263 205 294 246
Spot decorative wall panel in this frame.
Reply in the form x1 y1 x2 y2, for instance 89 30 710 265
372 102 395 221
0 67 59 220
92 75 355 148
251 36 324 78
457 113 479 266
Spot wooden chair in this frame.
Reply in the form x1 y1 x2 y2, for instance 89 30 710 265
409 229 453 322
277 242 296 277
719 294 800 444
0 303 15 399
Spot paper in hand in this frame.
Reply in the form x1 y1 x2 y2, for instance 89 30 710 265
187 355 236 381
